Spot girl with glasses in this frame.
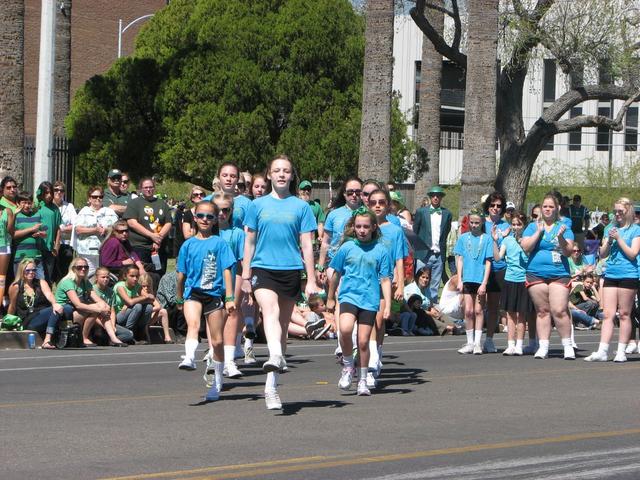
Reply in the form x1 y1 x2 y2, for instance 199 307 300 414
73 186 118 276
176 201 236 402
181 187 207 242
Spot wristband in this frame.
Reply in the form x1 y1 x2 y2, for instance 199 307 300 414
225 295 235 302
175 298 185 305
315 264 325 272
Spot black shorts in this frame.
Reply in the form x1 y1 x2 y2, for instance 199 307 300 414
463 282 481 294
487 269 506 293
340 302 377 326
186 289 223 316
252 267 301 299
525 274 571 288
602 278 638 290
500 280 535 314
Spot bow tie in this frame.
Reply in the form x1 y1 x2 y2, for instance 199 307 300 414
430 207 442 215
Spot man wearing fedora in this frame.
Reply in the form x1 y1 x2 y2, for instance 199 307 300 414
413 186 452 302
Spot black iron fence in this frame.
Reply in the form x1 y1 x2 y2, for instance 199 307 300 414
23 136 75 203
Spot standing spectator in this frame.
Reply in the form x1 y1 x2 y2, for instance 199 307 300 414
413 186 452 302
120 172 136 199
0 176 19 212
103 169 129 217
298 180 326 241
569 194 589 248
52 181 77 282
124 178 171 275
504 201 516 223
13 191 46 278
591 213 610 240
0 199 15 306
73 186 119 276
35 182 61 282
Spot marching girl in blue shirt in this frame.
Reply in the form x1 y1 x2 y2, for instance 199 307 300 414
242 154 318 411
521 193 575 360
585 198 640 363
176 201 236 402
453 208 493 355
366 188 409 385
327 207 392 396
203 162 252 230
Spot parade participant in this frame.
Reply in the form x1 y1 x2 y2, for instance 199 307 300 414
454 208 493 355
521 194 575 360
327 207 392 396
242 154 318 410
585 198 640 362
250 173 267 200
181 187 206 241
491 211 532 355
203 162 252 229
176 201 236 402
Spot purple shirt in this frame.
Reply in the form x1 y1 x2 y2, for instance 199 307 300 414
99 237 140 269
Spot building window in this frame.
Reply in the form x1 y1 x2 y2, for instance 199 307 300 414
569 107 582 151
543 59 556 103
625 106 638 152
597 105 611 151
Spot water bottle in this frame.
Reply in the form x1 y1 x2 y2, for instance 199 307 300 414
27 333 36 349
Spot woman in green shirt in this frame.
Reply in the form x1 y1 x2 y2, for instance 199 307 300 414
55 257 111 347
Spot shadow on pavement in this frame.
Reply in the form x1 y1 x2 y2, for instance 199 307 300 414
278 399 351 416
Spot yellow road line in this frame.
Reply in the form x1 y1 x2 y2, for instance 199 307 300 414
101 428 640 480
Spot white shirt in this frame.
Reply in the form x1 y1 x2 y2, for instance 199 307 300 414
430 210 442 253
437 280 463 320
72 206 119 255
58 202 77 245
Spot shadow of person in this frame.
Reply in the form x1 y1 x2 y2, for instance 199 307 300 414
278 399 350 416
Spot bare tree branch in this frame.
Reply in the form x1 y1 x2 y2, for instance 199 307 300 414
424 2 453 17
541 84 633 122
451 0 462 51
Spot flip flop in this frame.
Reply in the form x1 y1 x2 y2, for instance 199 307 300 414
40 342 56 350
83 342 98 347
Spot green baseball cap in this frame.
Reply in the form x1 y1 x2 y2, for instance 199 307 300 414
390 191 405 206
298 180 312 190
428 186 445 196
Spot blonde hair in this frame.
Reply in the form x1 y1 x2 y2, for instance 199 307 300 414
12 258 37 286
63 257 90 282
614 197 635 226
138 272 155 294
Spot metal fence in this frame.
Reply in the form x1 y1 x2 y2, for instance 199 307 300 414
23 136 75 203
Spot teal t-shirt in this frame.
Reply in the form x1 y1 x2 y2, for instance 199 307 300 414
502 236 528 283
55 278 92 305
324 206 354 260
605 224 640 279
37 201 62 251
523 222 574 278
453 232 493 284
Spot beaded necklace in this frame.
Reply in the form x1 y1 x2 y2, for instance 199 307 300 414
23 284 35 313
464 233 485 260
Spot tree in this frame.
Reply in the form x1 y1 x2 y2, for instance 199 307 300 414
54 0 72 136
0 0 24 185
459 0 498 214
358 0 394 182
67 0 413 187
411 0 640 208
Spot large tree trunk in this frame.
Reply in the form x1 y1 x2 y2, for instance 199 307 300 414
459 0 498 215
53 0 71 137
358 0 394 182
413 0 443 208
0 0 25 185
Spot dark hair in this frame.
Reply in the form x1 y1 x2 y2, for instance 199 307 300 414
1 176 17 190
414 265 432 282
17 190 33 202
87 185 104 199
368 189 391 211
307 294 324 310
332 176 363 209
407 294 423 308
216 162 240 179
36 181 54 202
362 179 382 191
119 264 140 281
547 190 563 207
342 208 380 242
483 191 506 215
585 229 596 240
509 211 527 226
194 200 220 236
265 154 298 196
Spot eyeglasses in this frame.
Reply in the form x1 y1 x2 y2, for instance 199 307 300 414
90 195 104 199
53 188 64 193
121 179 129 184
573 249 581 253
4 185 17 190
531 214 539 219
195 213 216 220
24 268 37 273
219 207 231 215
345 189 362 196
115 229 129 233
301 188 312 193
191 192 204 198
490 203 503 208
74 265 89 271
369 199 387 206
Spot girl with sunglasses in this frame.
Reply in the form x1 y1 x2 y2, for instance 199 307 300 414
181 187 206 241
176 201 236 402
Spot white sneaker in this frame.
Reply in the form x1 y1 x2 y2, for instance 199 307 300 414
522 343 538 355
203 356 214 386
513 346 523 356
365 371 377 389
224 362 243 379
263 354 286 373
625 342 637 354
458 343 474 354
338 367 353 390
178 357 196 371
356 380 371 396
563 345 576 360
534 347 548 359
265 390 282 410
584 350 608 362
613 352 627 363
473 344 483 355
244 346 257 365
483 338 497 353
502 346 516 356
205 384 220 401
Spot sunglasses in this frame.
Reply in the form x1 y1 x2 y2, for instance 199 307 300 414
54 188 64 193
301 188 312 192
345 189 362 196
74 265 89 271
195 213 216 220
110 177 122 182
24 268 37 273
90 195 104 199
531 214 539 219
369 199 387 206
361 191 374 197
219 207 231 215
191 192 204 198
115 229 129 233
121 179 129 184
4 185 17 190
490 203 503 208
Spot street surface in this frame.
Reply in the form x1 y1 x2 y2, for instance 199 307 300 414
2 332 639 479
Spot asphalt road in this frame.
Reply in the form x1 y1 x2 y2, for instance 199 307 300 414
2 332 639 480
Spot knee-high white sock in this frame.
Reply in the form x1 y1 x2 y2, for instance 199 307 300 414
597 342 610 354
265 371 279 393
184 338 198 361
368 340 379 368
224 345 235 365
466 329 474 344
474 330 483 346
213 360 224 391
267 340 283 358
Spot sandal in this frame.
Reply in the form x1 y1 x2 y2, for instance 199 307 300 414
164 339 175 344
40 341 56 350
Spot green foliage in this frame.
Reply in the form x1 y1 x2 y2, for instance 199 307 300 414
67 0 413 187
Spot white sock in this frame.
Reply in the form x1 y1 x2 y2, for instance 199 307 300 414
213 360 224 391
343 355 354 369
265 371 279 393
598 342 610 354
244 337 254 349
508 340 515 348
561 337 572 347
466 329 474 344
617 343 627 354
267 340 283 358
224 345 235 365
368 341 379 369
336 328 342 354
184 338 198 361
538 339 550 351
474 330 483 346
515 339 523 349
359 367 368 380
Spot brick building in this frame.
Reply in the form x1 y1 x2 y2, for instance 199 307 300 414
24 0 167 136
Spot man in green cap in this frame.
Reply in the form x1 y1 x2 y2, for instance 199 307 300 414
298 180 326 240
413 186 452 301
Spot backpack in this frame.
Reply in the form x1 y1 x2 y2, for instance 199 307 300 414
54 323 83 349
1 314 23 331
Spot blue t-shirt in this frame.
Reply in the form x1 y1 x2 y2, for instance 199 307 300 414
387 214 401 226
379 222 409 263
485 218 509 271
605 224 640 279
202 193 251 229
559 216 572 229
501 236 528 283
453 232 493 284
523 222 574 278
329 240 393 312
219 226 245 283
177 235 236 299
324 206 355 260
244 194 317 270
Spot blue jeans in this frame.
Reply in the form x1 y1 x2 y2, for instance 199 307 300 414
416 252 444 302
116 303 152 332
116 324 134 343
571 308 597 328
400 311 417 333
26 307 62 336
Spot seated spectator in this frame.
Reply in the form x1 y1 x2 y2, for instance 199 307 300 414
156 268 186 343
139 272 173 343
91 267 131 346
288 304 313 339
304 294 334 339
387 298 417 336
568 245 594 278
569 274 601 330
7 259 64 349
583 230 599 265
54 257 111 347
113 265 154 343
591 213 609 240
437 274 464 321
13 190 46 278
99 219 146 275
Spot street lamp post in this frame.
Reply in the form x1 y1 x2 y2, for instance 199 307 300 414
117 14 155 58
